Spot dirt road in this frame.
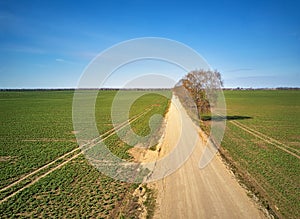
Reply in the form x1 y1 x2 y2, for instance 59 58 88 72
151 95 265 219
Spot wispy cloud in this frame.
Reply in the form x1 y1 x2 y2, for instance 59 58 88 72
55 58 76 64
71 51 99 60
235 75 276 80
1 45 45 54
224 75 283 88
55 58 65 62
225 68 254 73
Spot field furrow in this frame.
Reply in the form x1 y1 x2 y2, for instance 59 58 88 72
0 90 171 218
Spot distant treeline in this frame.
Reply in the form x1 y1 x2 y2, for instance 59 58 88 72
0 88 76 92
0 88 172 92
223 87 300 90
0 87 299 92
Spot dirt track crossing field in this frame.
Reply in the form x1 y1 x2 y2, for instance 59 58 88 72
151 96 265 218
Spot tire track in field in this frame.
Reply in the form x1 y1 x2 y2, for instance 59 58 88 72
0 110 145 193
0 107 153 204
230 120 300 159
233 121 299 154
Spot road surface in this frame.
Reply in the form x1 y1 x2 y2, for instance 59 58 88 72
151 95 265 219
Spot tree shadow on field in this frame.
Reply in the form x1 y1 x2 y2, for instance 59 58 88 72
201 115 252 121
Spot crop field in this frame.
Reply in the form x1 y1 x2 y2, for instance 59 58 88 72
219 90 300 218
0 90 171 218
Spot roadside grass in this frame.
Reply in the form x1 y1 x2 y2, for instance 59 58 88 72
0 90 171 218
143 185 156 219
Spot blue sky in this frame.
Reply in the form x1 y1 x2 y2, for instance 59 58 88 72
0 0 299 88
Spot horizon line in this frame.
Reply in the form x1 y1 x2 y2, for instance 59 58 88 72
0 87 299 91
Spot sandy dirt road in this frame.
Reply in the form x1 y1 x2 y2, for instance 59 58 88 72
151 95 265 219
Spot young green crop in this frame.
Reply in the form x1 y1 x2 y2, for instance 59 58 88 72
220 90 300 219
0 90 171 218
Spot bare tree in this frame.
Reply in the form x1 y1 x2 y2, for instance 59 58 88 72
179 69 223 114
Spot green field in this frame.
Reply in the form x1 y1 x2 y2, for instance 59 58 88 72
0 90 171 218
220 90 300 219
1 89 299 218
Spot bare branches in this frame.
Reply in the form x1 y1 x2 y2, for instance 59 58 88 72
179 69 223 114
